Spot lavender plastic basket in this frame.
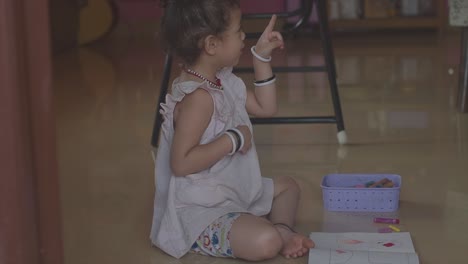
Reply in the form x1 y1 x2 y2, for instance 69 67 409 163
321 174 401 212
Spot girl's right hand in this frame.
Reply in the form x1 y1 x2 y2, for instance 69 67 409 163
236 125 252 154
254 15 284 58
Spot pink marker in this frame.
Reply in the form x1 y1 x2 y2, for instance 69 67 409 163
374 217 400 224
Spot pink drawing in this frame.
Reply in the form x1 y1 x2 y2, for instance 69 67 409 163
342 239 364 245
383 242 395 247
336 250 347 254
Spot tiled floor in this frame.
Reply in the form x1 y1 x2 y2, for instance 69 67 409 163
54 30 468 264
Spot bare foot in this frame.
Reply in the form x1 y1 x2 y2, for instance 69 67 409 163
275 225 315 258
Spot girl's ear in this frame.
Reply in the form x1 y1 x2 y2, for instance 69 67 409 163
203 35 220 56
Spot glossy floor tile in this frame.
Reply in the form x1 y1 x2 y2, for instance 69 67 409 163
54 31 468 264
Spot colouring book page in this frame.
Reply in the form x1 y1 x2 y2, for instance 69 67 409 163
310 232 416 253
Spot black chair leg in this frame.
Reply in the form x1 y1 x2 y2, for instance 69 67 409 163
151 53 173 147
316 0 347 143
458 27 468 113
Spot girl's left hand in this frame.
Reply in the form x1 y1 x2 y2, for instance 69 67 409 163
254 15 284 58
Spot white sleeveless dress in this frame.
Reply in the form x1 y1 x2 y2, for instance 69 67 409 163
150 67 274 258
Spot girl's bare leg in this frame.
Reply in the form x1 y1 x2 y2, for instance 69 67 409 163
269 176 315 258
229 176 314 260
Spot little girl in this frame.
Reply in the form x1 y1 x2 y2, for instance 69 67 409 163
151 0 315 261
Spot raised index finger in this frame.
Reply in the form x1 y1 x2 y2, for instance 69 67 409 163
265 14 277 32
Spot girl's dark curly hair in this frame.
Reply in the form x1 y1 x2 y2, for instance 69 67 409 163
159 0 240 65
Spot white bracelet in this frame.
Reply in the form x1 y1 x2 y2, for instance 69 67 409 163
224 132 237 155
230 128 245 151
251 46 272 63
254 77 276 87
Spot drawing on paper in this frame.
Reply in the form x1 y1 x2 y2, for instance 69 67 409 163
330 249 353 264
309 233 419 264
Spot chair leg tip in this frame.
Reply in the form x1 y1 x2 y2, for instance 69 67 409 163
337 130 347 145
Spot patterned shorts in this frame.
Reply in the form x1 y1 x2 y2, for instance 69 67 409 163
190 212 241 258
